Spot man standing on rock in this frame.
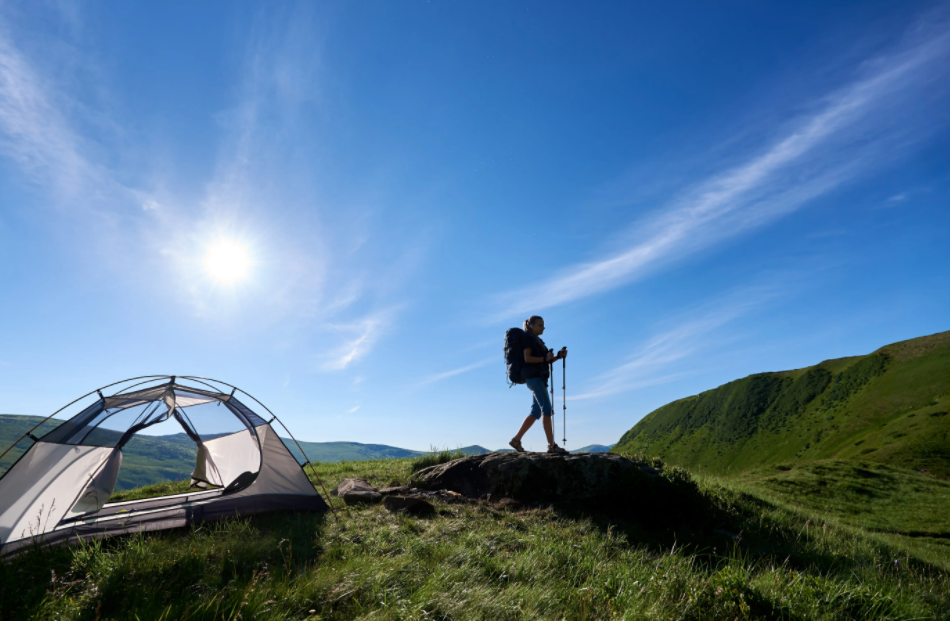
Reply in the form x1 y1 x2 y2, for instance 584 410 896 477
509 315 569 454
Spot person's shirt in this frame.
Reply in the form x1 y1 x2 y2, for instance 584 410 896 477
523 332 549 379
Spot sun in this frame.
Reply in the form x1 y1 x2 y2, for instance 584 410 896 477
204 240 252 284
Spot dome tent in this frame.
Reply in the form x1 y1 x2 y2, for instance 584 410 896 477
0 376 331 557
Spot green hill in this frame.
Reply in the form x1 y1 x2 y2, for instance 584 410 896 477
612 330 950 477
286 440 422 463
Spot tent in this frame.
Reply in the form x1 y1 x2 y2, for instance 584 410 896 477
0 376 331 557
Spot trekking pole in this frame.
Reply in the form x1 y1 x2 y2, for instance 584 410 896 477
550 354 556 442
562 356 567 446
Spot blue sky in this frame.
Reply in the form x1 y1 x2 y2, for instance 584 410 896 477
1 1 948 452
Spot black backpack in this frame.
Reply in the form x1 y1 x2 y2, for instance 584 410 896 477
504 328 527 386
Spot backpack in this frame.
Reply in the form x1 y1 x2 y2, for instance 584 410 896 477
504 328 527 386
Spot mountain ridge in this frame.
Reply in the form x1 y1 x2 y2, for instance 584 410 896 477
612 330 950 478
571 443 615 453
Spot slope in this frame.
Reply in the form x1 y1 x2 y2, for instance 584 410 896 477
612 330 950 477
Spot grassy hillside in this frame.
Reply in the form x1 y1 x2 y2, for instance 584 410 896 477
613 331 950 477
3 456 949 620
729 459 950 569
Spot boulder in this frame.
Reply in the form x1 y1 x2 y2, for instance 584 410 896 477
331 477 382 505
383 496 435 516
412 452 662 503
379 485 414 496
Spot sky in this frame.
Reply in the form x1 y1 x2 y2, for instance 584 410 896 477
0 1 948 452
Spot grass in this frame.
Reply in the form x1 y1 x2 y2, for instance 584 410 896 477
408 447 468 474
107 479 196 502
3 456 949 620
730 459 950 571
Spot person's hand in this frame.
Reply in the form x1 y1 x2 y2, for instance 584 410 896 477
545 351 554 363
559 347 568 360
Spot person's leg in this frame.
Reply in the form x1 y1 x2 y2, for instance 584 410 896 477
513 379 545 446
526 378 555 446
542 414 555 446
513 415 536 442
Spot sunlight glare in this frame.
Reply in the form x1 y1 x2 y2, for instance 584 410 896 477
204 240 252 284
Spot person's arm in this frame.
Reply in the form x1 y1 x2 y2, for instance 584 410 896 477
523 347 550 364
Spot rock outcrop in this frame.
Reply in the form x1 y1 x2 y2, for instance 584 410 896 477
329 453 700 522
329 478 476 509
331 478 382 505
412 452 662 503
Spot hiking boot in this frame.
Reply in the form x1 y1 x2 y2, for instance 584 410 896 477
547 443 569 455
509 438 526 453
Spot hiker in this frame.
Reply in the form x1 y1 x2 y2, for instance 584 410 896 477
509 315 568 454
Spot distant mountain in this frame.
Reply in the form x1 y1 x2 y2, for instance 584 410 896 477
612 331 950 478
456 445 492 455
571 444 615 454
284 443 493 463
283 440 423 464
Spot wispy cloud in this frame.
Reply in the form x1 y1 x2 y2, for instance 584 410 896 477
0 18 129 207
413 357 496 387
571 286 781 400
346 405 360 414
494 13 950 320
0 34 73 177
320 311 393 371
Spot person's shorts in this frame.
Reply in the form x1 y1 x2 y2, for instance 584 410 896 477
526 377 553 420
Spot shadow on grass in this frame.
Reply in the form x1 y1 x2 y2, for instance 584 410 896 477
542 471 943 582
1 510 330 621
